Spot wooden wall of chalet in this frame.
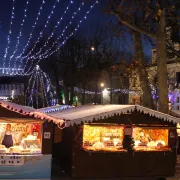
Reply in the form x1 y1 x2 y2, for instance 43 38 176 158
56 110 177 178
95 111 175 126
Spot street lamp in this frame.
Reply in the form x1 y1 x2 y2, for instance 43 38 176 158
76 96 78 106
100 82 105 87
91 46 95 51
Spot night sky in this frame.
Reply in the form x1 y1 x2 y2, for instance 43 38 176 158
0 0 152 72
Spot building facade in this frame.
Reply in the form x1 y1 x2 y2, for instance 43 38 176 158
129 43 180 110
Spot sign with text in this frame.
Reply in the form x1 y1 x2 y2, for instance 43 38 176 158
44 132 51 139
0 156 24 166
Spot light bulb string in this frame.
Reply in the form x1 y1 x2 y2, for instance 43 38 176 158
19 0 61 62
8 0 30 70
2 0 16 73
15 0 46 68
33 1 90 59
38 1 98 59
24 1 98 75
23 0 83 72
30 0 79 60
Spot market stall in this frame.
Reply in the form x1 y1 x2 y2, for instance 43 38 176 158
0 100 64 179
52 105 179 178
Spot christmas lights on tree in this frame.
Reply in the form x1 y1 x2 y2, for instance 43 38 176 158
26 65 55 108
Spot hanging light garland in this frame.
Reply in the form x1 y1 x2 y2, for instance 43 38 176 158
1 0 99 76
2 0 16 74
8 0 30 74
15 0 46 69
24 1 98 75
39 1 99 59
24 0 79 73
30 1 82 60
20 0 61 62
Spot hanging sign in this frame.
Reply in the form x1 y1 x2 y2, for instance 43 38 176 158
0 156 24 166
124 126 132 136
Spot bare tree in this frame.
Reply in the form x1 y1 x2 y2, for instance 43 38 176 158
109 0 179 113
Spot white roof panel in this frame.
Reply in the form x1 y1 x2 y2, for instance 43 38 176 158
47 104 180 126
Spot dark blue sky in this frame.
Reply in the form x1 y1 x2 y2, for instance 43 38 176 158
0 0 151 70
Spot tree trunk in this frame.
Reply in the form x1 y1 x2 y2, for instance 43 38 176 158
64 85 69 105
69 86 74 105
55 75 62 105
82 82 86 105
156 10 169 113
133 31 155 109
53 63 62 105
94 79 98 105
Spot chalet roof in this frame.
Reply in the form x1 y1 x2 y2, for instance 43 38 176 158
46 104 180 126
170 110 180 118
1 101 179 127
0 100 64 125
37 105 72 113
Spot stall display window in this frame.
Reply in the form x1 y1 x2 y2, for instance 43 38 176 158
0 123 42 154
83 124 125 152
133 127 170 151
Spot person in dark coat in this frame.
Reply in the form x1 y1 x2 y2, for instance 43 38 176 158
2 124 14 148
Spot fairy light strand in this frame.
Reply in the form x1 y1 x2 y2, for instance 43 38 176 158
2 0 16 73
23 0 77 72
26 65 54 107
25 71 34 105
8 0 30 71
40 71 49 107
24 1 98 74
31 0 82 59
37 1 98 60
28 69 37 106
15 0 46 69
20 0 61 62
36 71 39 108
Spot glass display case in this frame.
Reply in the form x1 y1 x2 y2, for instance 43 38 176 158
0 123 42 154
83 124 125 152
133 127 170 151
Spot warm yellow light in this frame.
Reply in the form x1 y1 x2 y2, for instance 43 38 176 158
100 83 104 87
91 46 95 51
83 124 124 152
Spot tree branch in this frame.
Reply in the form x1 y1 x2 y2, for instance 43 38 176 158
111 10 156 39
118 0 125 10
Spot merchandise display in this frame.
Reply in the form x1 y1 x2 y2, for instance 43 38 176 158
83 124 124 152
133 127 170 151
0 123 42 154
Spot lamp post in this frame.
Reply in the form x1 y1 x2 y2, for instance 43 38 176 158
76 96 78 106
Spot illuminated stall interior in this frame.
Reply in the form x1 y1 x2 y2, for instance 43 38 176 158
132 127 170 151
82 124 171 152
0 122 42 154
0 100 65 156
83 124 125 152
